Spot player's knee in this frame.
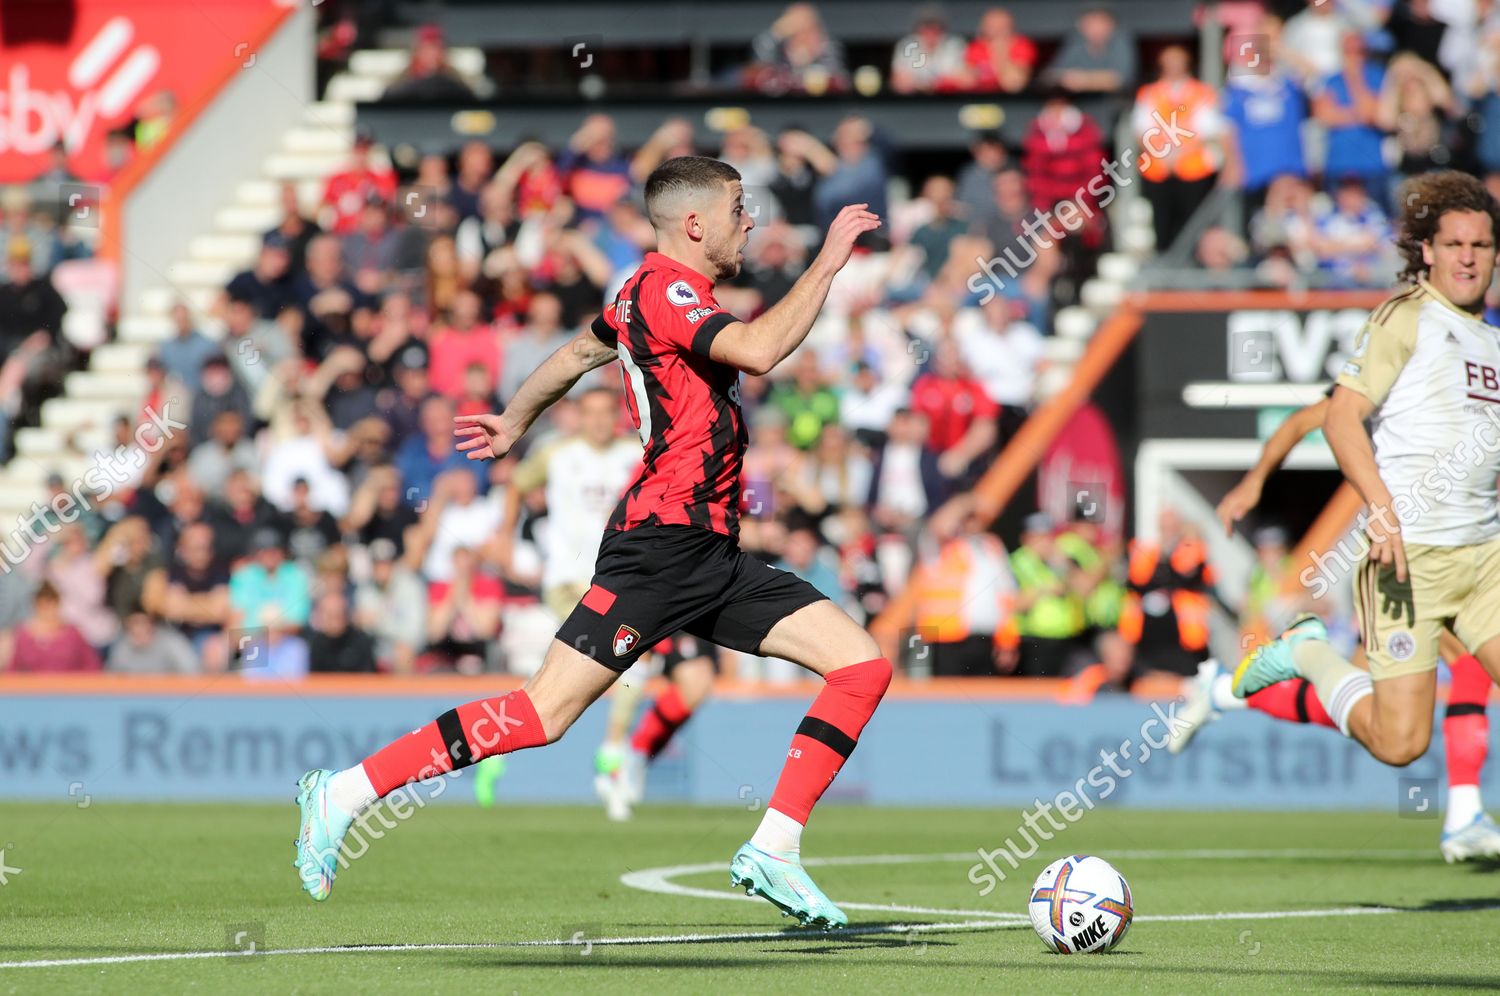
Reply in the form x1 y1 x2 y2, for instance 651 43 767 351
529 700 575 745
536 715 570 746
1374 734 1428 768
830 653 892 694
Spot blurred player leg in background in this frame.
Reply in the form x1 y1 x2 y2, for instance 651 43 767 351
593 655 651 820
598 636 716 820
1442 638 1497 860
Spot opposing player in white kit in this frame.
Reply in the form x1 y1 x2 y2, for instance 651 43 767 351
489 386 648 811
502 386 645 623
1237 173 1500 801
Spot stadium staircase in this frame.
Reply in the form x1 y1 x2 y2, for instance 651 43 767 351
0 47 486 532
1037 200 1154 400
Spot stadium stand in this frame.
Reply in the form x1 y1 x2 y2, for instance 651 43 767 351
3 0 1497 687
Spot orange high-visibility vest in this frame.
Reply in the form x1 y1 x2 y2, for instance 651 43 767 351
913 536 1019 648
1136 78 1218 182
1118 539 1213 650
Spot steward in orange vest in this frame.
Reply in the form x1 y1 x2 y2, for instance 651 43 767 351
1118 511 1218 677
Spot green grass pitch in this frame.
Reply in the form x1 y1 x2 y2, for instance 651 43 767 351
0 802 1495 993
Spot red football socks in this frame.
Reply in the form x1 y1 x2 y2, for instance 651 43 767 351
1445 654 1490 787
362 690 548 797
630 685 693 759
768 658 892 824
1247 678 1335 729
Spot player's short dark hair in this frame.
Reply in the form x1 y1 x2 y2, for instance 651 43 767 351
643 156 741 230
1396 170 1500 284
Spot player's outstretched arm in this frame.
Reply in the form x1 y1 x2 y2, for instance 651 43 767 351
1216 397 1330 536
455 329 617 460
708 203 881 375
1324 384 1406 579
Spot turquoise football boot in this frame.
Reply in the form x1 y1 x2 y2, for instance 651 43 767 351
292 769 355 902
729 842 847 930
1233 614 1328 698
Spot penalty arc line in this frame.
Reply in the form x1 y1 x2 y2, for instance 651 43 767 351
619 848 1434 914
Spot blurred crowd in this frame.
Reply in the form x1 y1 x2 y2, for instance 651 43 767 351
0 99 1073 680
1158 0 1500 291
9 0 1474 681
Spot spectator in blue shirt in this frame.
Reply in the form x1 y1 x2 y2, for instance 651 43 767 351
774 527 846 604
813 116 888 236
229 528 312 633
1313 32 1388 206
1221 45 1307 200
1313 176 1391 288
395 393 487 507
156 302 221 394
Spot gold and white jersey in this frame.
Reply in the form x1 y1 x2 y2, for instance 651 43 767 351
1336 280 1500 546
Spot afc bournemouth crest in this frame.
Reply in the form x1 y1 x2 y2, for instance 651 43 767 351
613 625 640 657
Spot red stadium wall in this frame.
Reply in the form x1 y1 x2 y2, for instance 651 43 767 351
0 0 290 182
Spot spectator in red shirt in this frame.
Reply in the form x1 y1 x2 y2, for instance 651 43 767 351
456 361 498 419
964 7 1039 93
1021 89 1110 282
423 545 503 673
428 290 501 401
321 129 398 235
1021 90 1108 239
0 581 102 673
909 338 999 487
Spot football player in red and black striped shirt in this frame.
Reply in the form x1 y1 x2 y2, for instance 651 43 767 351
294 156 888 929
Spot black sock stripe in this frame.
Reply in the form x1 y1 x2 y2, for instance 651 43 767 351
1446 702 1487 719
1294 680 1312 725
436 709 473 769
795 716 857 759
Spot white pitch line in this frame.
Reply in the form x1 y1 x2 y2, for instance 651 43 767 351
0 848 1467 972
622 859 1017 918
618 849 1432 916
0 921 1011 971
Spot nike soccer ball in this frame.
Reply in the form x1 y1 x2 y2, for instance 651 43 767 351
1027 855 1133 954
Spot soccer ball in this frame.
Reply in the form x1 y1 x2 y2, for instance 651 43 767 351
1027 855 1133 954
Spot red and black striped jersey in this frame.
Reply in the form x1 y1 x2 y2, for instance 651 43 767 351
590 252 747 538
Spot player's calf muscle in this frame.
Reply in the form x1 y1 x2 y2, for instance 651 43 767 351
524 640 621 742
1362 682 1435 766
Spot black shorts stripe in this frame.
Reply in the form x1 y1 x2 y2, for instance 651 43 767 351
795 716 857 758
1445 702 1487 718
1295 679 1312 724
436 708 473 769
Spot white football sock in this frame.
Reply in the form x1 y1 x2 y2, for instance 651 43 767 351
1322 672 1374 737
750 807 804 856
1210 671 1247 712
1445 784 1483 834
1292 640 1371 737
327 765 377 816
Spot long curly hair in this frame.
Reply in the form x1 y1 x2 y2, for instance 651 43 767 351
1395 171 1500 284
